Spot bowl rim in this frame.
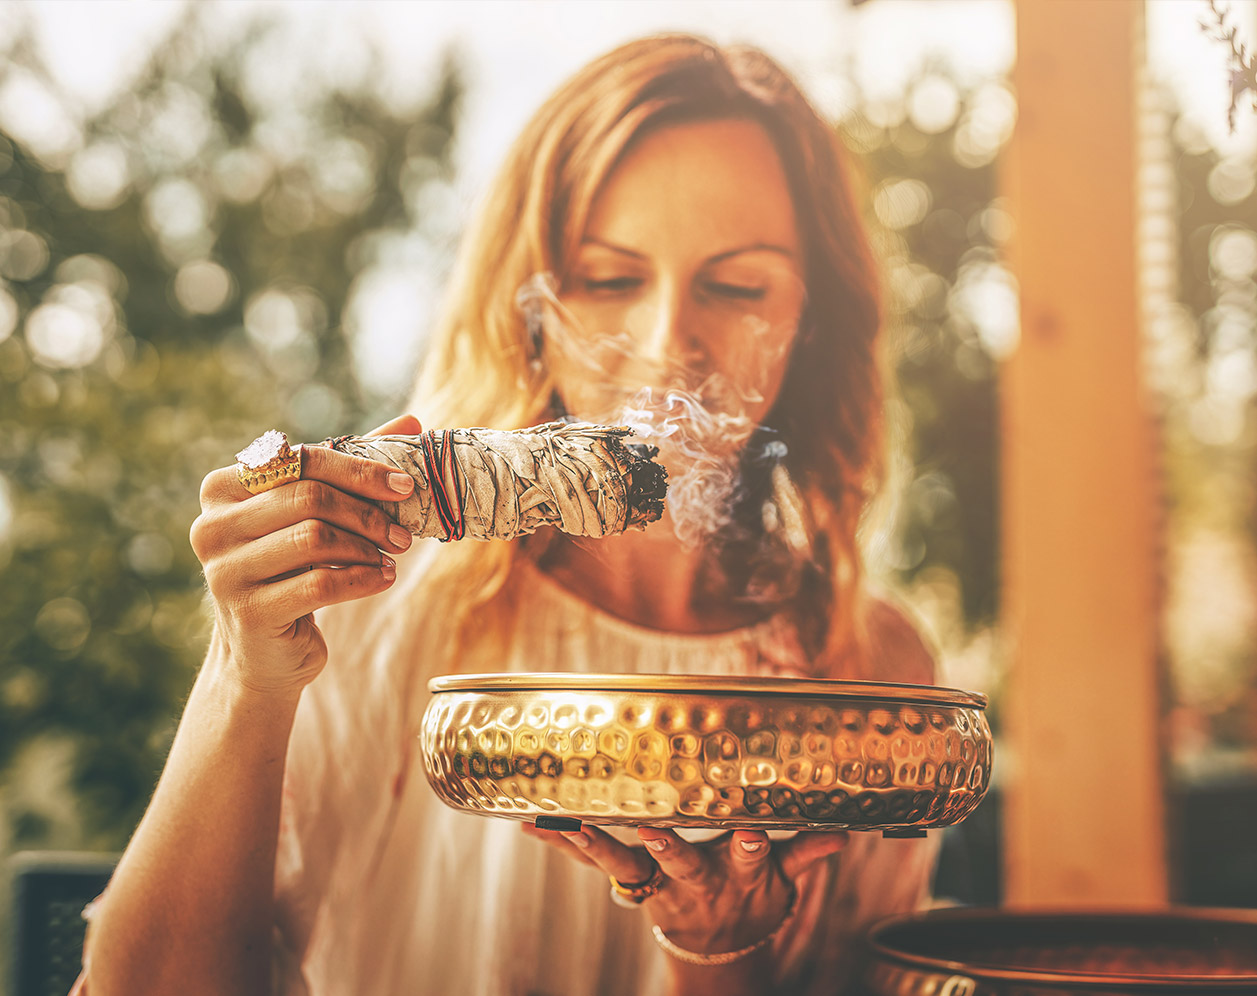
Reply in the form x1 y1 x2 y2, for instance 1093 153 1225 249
863 906 1257 987
426 672 988 708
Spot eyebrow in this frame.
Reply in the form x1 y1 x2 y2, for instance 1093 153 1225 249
580 238 647 261
709 243 798 264
580 238 798 263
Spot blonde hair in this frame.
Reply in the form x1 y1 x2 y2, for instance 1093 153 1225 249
364 35 886 672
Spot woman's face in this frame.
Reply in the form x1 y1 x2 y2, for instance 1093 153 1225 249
545 117 807 439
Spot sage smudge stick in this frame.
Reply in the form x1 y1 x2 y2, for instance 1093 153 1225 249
327 422 668 541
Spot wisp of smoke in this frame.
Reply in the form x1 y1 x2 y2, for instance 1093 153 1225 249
516 273 794 549
617 383 758 548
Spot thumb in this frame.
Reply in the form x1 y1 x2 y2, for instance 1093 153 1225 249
366 414 422 437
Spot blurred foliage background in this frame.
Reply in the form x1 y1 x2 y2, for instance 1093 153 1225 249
0 9 464 860
0 0 1253 945
1161 117 1257 778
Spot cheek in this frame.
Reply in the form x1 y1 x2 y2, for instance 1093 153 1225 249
543 300 642 375
544 340 639 422
711 321 800 414
756 350 795 414
546 351 603 415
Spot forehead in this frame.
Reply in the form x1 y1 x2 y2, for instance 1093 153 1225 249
582 117 801 255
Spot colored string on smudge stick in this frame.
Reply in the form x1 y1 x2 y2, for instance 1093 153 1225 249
419 430 466 542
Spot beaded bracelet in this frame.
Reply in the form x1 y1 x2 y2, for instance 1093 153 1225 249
651 882 798 967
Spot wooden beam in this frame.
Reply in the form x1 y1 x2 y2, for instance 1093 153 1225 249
1001 0 1166 906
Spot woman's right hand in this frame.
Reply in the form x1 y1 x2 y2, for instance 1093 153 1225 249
189 414 423 697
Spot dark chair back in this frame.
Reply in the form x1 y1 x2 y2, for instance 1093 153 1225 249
8 852 117 996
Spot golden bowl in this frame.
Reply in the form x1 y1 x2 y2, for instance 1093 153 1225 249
420 673 992 834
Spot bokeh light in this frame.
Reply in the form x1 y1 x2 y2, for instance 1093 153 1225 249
0 69 79 167
34 597 92 655
0 283 17 342
0 471 13 545
144 177 214 259
873 177 933 231
66 141 132 210
0 228 50 282
908 74 961 134
25 284 114 369
173 259 234 316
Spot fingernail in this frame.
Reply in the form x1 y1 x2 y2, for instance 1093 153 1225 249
381 556 396 581
388 525 412 550
740 839 764 853
562 831 591 849
388 473 414 496
643 838 668 853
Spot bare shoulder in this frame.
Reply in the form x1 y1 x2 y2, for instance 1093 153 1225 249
859 590 937 686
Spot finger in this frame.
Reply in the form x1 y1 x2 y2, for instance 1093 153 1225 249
302 444 416 501
218 521 391 588
230 480 412 554
200 464 259 505
248 561 396 626
636 828 711 888
560 825 656 885
727 830 773 886
202 446 415 505
520 824 599 869
365 414 422 437
777 831 849 881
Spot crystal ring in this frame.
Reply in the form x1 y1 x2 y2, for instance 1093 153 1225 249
235 430 303 496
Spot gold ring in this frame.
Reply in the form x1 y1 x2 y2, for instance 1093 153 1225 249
609 865 665 906
235 430 302 496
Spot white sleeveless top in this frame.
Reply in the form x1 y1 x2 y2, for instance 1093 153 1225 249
272 552 938 995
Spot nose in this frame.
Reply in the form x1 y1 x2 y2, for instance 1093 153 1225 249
630 279 701 373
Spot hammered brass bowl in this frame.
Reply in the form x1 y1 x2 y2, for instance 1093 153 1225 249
420 673 992 834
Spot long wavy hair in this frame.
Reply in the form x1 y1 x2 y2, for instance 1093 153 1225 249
385 34 887 672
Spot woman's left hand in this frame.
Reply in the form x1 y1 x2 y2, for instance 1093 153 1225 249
522 823 847 956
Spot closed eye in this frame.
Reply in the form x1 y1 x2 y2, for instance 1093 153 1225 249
704 281 768 301
581 277 644 295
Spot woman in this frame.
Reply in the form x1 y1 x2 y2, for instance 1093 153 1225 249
83 34 937 996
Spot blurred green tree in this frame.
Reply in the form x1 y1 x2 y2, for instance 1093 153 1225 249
0 10 462 850
840 66 1012 656
1158 113 1257 766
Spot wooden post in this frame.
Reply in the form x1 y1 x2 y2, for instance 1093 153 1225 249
1001 0 1166 906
